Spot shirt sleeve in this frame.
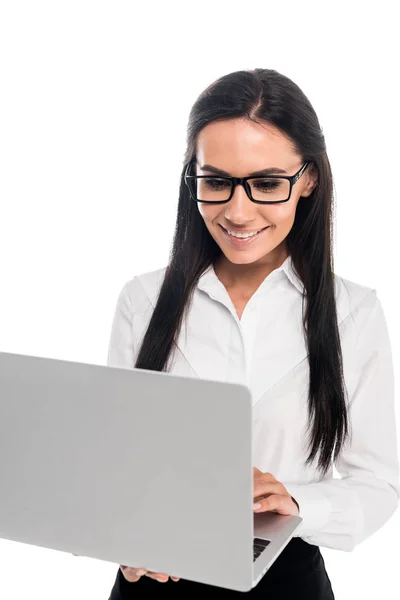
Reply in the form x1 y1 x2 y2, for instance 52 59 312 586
106 281 135 369
285 290 400 551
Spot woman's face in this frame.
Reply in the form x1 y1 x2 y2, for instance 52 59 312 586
195 118 317 270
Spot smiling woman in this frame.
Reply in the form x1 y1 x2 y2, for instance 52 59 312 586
193 119 315 264
183 117 317 295
107 67 399 599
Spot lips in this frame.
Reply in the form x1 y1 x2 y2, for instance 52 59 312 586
220 224 269 234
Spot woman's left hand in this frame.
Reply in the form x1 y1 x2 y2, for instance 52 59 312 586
253 467 300 516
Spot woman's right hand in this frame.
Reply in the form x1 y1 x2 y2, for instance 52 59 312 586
120 565 180 583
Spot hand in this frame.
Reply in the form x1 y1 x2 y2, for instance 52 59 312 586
253 467 300 516
120 565 180 583
72 555 180 582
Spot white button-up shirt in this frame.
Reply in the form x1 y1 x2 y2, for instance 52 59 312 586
106 254 400 552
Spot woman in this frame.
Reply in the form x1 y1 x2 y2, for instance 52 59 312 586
107 68 400 599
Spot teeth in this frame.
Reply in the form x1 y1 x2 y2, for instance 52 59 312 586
227 229 260 238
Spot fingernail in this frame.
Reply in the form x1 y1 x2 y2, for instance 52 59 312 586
156 577 167 583
253 503 261 510
136 569 146 576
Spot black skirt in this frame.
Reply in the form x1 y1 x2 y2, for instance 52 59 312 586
108 537 335 599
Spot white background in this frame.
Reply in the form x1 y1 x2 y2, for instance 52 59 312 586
0 1 399 598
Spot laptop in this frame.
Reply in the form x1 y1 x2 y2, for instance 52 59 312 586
0 350 302 592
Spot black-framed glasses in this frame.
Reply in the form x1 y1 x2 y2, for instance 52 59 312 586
184 160 310 204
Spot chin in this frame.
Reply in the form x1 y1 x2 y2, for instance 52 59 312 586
220 246 274 263
227 253 271 264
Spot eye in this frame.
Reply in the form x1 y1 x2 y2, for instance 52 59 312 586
203 178 230 189
251 178 282 192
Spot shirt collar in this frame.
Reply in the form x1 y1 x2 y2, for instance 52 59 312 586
197 254 305 297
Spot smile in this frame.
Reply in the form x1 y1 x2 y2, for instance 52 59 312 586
219 224 270 247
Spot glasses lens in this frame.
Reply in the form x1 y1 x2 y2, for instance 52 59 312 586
249 178 290 202
196 177 233 201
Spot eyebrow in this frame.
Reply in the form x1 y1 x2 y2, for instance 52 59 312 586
199 163 288 177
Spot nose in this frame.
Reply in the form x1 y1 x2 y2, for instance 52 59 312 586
223 182 255 223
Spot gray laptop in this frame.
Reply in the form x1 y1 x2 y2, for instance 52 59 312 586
0 350 302 592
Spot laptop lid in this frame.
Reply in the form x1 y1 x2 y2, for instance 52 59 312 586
0 351 255 591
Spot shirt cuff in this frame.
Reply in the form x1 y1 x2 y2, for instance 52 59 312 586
285 483 333 537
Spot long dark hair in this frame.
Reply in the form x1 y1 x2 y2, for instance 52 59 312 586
134 68 349 478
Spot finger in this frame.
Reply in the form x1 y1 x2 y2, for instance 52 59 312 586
253 493 294 515
170 576 180 582
145 572 169 582
254 470 275 481
120 566 148 582
253 480 282 499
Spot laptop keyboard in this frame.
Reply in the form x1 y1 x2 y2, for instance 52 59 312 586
253 538 270 562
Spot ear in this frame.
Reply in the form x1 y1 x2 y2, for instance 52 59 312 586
302 163 318 197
